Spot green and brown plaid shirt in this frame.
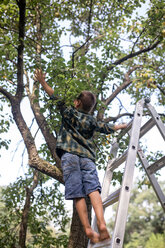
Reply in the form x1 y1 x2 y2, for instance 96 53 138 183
51 95 115 161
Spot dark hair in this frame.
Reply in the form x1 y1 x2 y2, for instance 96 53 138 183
77 91 96 113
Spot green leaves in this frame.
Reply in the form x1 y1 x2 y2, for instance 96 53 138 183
0 0 10 5
0 172 70 247
145 233 165 248
108 182 165 247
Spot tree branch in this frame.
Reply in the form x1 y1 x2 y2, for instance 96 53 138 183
0 86 14 102
24 3 61 168
16 0 26 100
19 170 39 247
72 36 92 69
131 26 147 54
103 39 161 80
105 65 142 106
86 0 93 39
157 84 165 96
104 112 134 123
97 65 142 121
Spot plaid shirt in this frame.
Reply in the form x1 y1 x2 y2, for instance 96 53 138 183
51 95 115 161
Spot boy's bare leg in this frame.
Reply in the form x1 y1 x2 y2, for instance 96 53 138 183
88 190 110 241
75 197 100 243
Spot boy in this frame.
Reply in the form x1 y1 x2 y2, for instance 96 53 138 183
34 69 127 244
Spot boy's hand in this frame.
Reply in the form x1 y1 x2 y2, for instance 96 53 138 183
34 69 54 96
114 123 127 131
34 69 46 83
119 123 127 129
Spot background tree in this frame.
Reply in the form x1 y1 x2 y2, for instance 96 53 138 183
145 233 165 248
107 181 165 248
0 172 70 248
0 0 164 247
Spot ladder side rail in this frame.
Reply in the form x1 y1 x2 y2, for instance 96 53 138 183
90 158 116 235
111 99 144 248
146 103 165 141
101 158 116 200
137 147 165 212
101 141 119 199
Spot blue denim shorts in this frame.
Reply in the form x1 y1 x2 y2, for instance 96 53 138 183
61 153 101 200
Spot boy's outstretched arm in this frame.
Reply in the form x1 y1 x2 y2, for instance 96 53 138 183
34 69 54 96
113 123 127 131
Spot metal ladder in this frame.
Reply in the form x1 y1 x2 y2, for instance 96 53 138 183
88 98 165 248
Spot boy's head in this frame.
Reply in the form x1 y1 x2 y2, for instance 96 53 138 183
74 91 96 113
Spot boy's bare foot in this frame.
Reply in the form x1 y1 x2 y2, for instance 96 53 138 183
98 223 110 241
85 227 100 244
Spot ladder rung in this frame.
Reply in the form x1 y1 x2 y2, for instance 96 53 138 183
102 188 121 208
147 156 165 175
117 115 155 141
139 118 155 138
109 119 155 172
88 238 111 248
117 120 133 141
109 151 127 171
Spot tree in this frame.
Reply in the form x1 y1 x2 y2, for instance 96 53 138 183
125 183 165 247
0 172 70 248
107 182 165 248
0 0 164 247
145 233 165 248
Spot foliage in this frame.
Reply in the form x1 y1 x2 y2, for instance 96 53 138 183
145 233 165 248
0 171 70 248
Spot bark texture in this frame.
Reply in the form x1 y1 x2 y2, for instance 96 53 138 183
19 171 39 248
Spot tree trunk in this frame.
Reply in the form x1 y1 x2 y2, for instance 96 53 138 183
19 171 39 248
68 197 92 248
19 188 31 248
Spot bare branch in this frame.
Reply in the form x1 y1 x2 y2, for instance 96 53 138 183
87 0 93 39
29 157 63 184
0 86 14 101
29 170 39 193
72 36 92 69
102 39 161 80
97 65 142 121
2 77 16 85
157 84 165 96
104 112 134 123
131 27 146 53
105 65 142 106
112 39 160 68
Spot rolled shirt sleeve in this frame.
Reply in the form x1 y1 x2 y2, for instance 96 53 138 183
50 93 66 113
95 121 115 134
